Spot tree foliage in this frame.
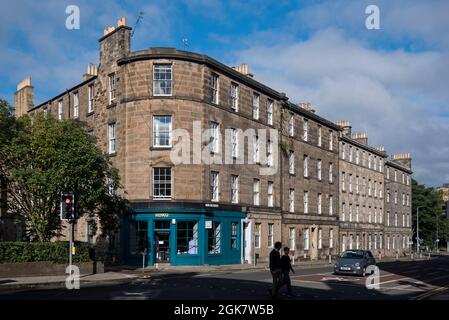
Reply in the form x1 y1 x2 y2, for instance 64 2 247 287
0 99 129 242
412 179 449 250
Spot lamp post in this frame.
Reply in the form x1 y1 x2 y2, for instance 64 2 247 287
416 206 422 255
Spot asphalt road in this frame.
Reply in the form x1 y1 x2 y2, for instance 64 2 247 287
1 255 448 300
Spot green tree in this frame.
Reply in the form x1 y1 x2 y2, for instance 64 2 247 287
0 102 129 241
412 179 449 251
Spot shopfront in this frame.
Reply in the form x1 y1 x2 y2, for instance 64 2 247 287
121 209 246 266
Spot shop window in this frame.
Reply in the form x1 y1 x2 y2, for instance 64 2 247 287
231 222 238 249
129 221 148 256
177 221 198 254
208 222 221 254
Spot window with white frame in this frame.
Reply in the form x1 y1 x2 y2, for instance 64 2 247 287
303 118 308 141
379 159 383 173
362 151 366 166
356 234 360 249
356 148 360 164
267 140 273 167
317 159 322 180
349 146 353 162
304 228 310 251
210 121 220 153
318 126 322 147
374 156 377 171
368 154 372 169
379 234 383 249
356 176 360 194
253 135 259 163
368 208 372 223
341 172 346 191
402 213 405 227
379 209 383 224
231 82 238 111
349 174 353 192
252 92 259 120
268 223 274 248
406 175 410 185
73 92 79 118
231 128 238 158
303 155 309 177
289 151 295 175
288 113 294 136
368 179 372 196
392 235 396 249
374 208 377 223
387 235 390 250
329 228 334 249
342 202 346 221
349 204 353 222
254 223 261 248
374 234 377 250
406 194 409 206
356 205 359 222
387 211 390 226
368 234 372 250
267 100 273 125
394 191 398 204
387 189 390 203
394 170 397 182
318 228 323 249
342 234 346 252
402 172 405 184
88 84 94 113
231 175 239 204
211 73 219 104
349 234 353 249
386 167 390 179
289 189 294 213
58 100 63 120
153 64 172 96
329 163 333 183
108 123 116 154
253 179 260 206
329 195 333 215
318 193 322 214
341 143 346 159
268 181 274 207
402 193 405 206
303 191 309 213
153 167 172 199
210 171 219 202
329 131 333 151
374 181 377 197
379 183 383 198
153 115 172 147
395 213 398 226
108 73 116 104
289 227 296 249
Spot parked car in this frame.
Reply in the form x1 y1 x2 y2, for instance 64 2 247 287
334 249 376 276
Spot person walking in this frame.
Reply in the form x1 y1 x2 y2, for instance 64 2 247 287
268 241 283 299
279 247 295 297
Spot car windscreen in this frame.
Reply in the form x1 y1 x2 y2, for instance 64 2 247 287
340 251 364 259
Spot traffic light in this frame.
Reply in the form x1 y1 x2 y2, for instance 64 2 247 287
60 194 76 220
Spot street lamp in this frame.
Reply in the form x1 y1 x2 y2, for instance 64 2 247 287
416 206 422 255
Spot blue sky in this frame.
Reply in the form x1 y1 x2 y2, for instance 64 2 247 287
1 0 448 187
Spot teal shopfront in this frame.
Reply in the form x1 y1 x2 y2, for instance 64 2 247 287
121 209 246 266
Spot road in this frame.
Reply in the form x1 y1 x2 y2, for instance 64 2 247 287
1 254 448 300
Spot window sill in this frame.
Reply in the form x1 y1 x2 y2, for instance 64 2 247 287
108 152 117 157
150 146 172 151
153 198 172 201
107 102 117 109
86 111 94 117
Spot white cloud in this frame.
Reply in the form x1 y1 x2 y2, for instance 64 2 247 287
232 28 449 187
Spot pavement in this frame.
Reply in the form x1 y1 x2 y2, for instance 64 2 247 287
0 254 444 300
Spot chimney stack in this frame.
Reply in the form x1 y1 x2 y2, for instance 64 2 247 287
352 132 368 145
391 153 412 169
336 120 352 137
83 64 98 81
14 77 34 117
99 16 131 66
297 102 316 113
232 63 254 78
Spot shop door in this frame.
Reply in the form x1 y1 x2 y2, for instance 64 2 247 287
155 232 170 263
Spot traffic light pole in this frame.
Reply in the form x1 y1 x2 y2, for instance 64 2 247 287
69 219 73 272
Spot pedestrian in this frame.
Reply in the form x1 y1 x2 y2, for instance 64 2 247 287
279 247 295 297
268 241 283 299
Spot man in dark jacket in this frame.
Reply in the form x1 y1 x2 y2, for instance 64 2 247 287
268 241 283 298
279 247 295 297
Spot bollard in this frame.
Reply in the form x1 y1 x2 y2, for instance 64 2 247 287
329 254 332 264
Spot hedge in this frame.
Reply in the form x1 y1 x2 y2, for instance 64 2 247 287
0 241 91 263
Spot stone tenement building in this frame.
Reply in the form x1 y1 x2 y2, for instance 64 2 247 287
10 17 412 265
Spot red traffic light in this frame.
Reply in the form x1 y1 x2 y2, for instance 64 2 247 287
65 197 72 204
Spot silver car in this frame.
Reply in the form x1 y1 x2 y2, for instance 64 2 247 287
334 249 376 277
